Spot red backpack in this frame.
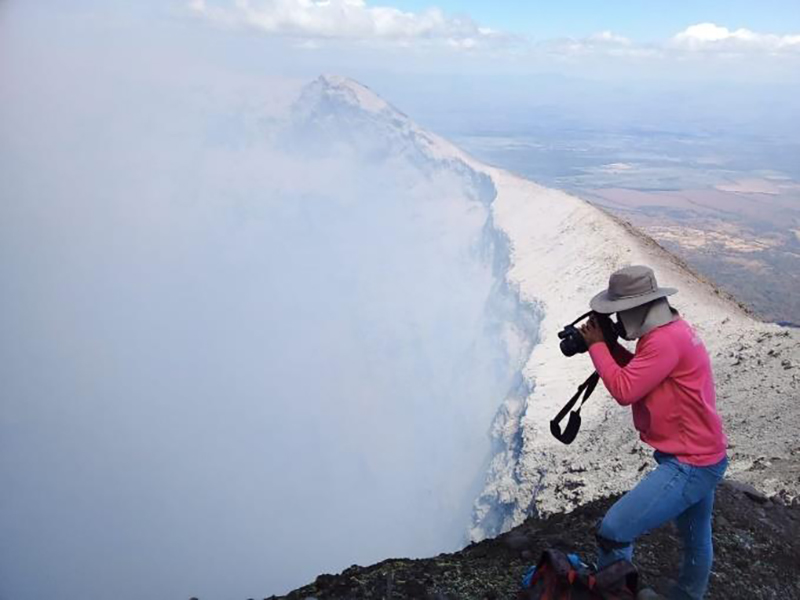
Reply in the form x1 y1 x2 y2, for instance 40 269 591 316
518 549 638 600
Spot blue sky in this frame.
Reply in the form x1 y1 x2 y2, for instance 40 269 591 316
168 0 800 62
24 0 800 41
393 0 800 39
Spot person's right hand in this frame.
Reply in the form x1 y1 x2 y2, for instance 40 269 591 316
579 316 605 347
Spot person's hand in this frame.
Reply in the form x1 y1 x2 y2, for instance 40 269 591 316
579 315 606 347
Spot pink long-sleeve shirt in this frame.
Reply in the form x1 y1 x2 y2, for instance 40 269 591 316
588 318 727 466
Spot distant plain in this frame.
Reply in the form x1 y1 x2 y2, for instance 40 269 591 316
453 125 800 324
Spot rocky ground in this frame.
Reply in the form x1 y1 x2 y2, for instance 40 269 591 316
273 480 800 600
714 327 800 504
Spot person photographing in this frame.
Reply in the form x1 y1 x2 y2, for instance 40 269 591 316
579 265 728 600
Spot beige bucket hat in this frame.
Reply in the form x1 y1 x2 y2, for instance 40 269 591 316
590 265 678 314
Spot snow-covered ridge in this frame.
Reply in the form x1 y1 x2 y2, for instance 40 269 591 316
293 75 481 165
315 75 394 114
300 75 800 542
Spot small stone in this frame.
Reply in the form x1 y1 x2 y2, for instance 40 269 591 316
405 580 427 596
724 480 769 504
315 574 336 588
503 531 532 551
521 549 533 561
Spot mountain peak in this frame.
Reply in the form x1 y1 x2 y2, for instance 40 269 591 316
311 74 395 115
291 74 470 166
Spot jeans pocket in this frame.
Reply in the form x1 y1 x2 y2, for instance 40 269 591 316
682 461 726 505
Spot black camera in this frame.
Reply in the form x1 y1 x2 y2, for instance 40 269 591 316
557 311 620 357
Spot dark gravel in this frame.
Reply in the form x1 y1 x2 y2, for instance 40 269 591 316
271 480 800 600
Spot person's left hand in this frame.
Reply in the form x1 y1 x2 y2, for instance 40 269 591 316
579 316 606 347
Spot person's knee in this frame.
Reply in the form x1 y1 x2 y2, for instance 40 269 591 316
596 516 632 550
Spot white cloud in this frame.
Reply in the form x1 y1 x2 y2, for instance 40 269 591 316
186 4 800 61
548 23 800 60
541 30 661 60
188 0 502 48
588 30 632 46
673 23 800 52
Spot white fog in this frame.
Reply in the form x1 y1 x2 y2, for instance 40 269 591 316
0 6 529 598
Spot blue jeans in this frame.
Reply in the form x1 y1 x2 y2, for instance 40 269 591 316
596 451 728 600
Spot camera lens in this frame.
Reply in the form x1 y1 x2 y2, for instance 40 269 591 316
560 338 577 357
558 325 588 357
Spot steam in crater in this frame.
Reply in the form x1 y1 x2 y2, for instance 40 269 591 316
0 72 537 599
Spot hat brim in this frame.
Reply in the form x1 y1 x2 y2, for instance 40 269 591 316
590 287 678 314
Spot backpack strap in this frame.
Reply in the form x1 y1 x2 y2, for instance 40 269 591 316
536 549 573 577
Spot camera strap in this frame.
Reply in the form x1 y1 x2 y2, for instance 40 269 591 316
550 371 600 445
